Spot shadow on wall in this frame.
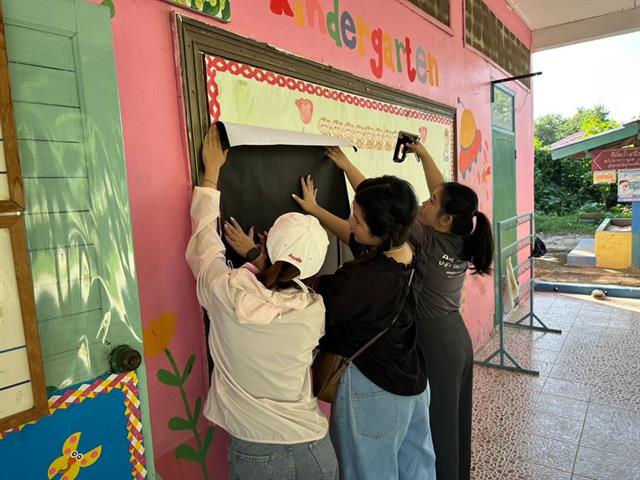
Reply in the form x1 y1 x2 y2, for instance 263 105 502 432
19 117 143 391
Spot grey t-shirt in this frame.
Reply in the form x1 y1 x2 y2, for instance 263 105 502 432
410 223 469 319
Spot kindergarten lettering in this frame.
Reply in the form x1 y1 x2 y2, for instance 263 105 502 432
270 0 440 87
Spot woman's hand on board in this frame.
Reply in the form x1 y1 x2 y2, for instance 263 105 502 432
224 218 257 257
291 175 319 213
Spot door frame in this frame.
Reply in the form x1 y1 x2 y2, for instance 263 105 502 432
491 81 516 324
491 81 517 227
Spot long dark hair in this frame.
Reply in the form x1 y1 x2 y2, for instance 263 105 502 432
354 176 418 252
439 182 494 275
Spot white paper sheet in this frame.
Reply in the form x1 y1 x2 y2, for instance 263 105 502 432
220 122 355 149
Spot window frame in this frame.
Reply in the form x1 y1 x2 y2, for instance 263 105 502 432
0 214 48 432
491 83 516 134
402 0 452 32
175 14 457 185
463 0 532 89
0 4 25 213
0 2 47 431
176 14 459 377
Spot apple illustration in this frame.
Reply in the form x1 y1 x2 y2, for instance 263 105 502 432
295 98 314 124
419 127 428 143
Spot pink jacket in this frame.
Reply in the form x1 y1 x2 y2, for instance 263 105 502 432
185 187 328 443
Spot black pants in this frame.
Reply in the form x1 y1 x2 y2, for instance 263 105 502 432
418 311 473 480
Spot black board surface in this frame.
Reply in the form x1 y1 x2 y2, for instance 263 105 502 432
218 144 350 271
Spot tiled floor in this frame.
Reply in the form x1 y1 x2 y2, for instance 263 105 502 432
471 292 640 480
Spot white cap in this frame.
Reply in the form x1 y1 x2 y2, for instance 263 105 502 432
266 213 329 280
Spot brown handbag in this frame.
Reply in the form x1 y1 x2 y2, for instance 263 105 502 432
311 351 350 403
312 270 414 404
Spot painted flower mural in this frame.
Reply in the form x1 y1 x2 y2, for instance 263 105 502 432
145 311 215 480
143 312 177 358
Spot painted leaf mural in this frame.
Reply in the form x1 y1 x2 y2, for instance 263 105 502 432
157 349 216 480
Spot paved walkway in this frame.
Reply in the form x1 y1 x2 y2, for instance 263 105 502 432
472 292 640 480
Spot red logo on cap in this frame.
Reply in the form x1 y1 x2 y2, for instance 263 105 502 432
288 253 302 263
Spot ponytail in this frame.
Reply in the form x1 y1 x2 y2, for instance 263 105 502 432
439 182 494 275
257 260 301 290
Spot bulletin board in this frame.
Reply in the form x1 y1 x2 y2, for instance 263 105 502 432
177 15 456 194
205 54 455 204
0 372 146 479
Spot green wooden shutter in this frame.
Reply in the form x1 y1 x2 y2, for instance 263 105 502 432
4 0 141 388
4 0 156 474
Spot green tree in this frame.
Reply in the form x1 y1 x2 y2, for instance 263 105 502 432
535 104 619 148
534 113 565 146
534 105 620 214
560 104 619 138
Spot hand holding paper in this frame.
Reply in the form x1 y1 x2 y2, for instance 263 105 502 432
325 146 350 170
201 124 229 187
326 146 366 190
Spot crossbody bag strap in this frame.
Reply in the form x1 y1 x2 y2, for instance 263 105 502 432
344 269 414 364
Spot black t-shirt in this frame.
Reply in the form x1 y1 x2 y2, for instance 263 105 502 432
409 223 469 319
315 236 427 396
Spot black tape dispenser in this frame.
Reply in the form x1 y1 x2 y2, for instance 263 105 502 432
392 131 419 163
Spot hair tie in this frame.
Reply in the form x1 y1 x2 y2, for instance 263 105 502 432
465 214 477 237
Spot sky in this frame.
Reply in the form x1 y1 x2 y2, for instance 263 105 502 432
532 31 640 123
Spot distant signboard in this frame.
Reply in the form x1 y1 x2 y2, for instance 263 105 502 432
593 170 617 184
618 169 640 202
592 147 640 171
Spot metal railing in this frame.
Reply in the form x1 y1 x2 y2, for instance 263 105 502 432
474 212 561 376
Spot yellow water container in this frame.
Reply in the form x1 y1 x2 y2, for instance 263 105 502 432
595 218 633 269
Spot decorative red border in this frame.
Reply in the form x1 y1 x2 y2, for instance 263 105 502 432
0 372 146 479
205 55 454 127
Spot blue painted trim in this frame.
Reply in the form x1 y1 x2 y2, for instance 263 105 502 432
0 345 26 355
534 281 640 299
633 202 640 268
0 379 30 392
633 202 640 233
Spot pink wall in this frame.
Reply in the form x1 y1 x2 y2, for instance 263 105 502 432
108 0 533 477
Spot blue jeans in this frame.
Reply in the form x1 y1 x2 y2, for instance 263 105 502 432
227 433 338 480
330 364 436 480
